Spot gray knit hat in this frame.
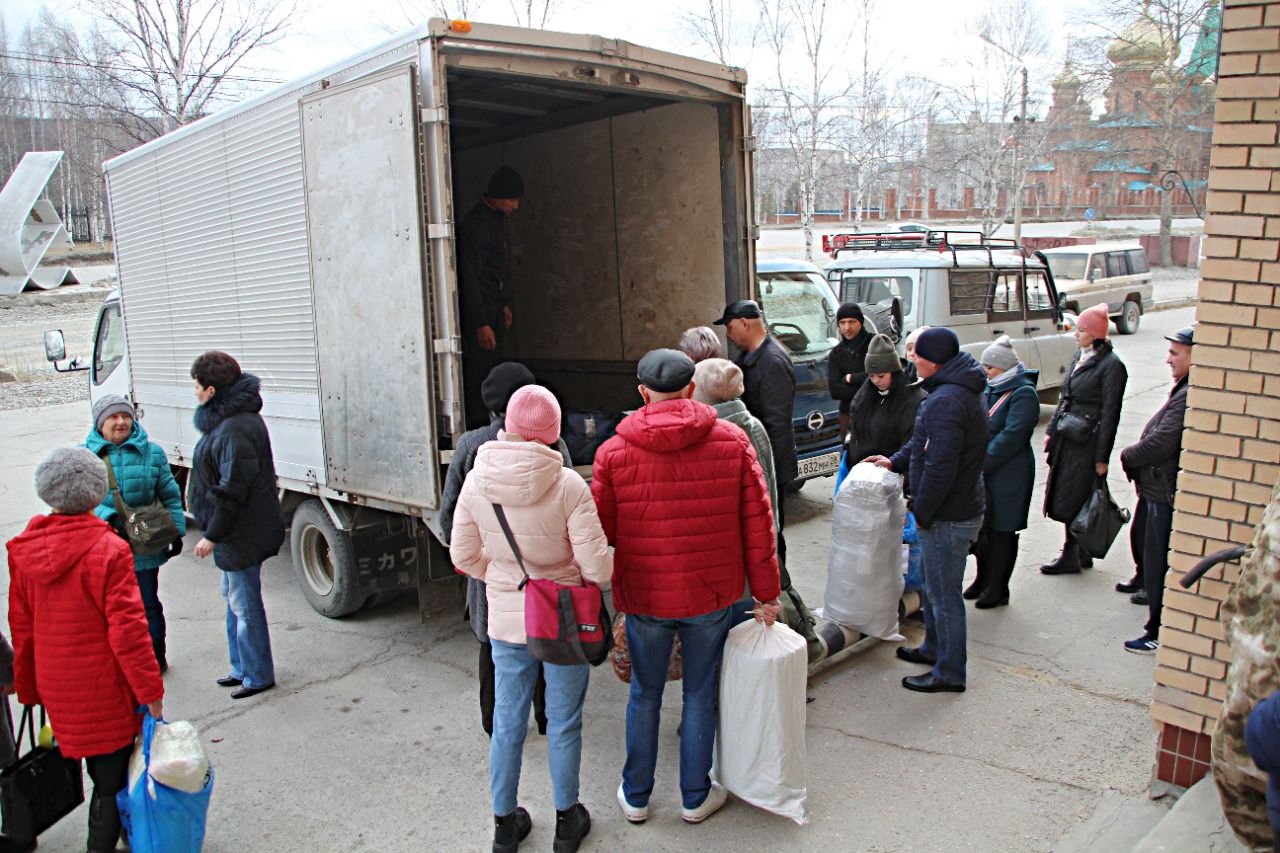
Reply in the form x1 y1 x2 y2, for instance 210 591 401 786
981 335 1021 371
92 394 135 431
864 334 902 374
35 447 107 514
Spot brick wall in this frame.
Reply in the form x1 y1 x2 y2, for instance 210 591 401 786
1149 0 1280 789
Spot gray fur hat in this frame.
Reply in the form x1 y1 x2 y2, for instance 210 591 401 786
35 447 108 514
92 394 135 431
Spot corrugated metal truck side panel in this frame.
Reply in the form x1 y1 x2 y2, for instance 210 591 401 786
105 39 423 484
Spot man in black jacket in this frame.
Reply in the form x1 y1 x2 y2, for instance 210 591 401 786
1118 326 1193 655
828 302 873 441
867 327 987 693
717 299 796 484
457 166 524 427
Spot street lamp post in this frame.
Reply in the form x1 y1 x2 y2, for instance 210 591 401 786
980 32 1029 244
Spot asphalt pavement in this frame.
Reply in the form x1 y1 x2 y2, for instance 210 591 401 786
1 307 1201 852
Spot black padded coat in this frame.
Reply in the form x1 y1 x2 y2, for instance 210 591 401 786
1043 341 1128 523
189 373 285 572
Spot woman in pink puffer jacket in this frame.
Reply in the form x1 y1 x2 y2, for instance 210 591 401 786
450 385 612 853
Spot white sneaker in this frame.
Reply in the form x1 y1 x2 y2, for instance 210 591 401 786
616 782 647 823
681 782 728 824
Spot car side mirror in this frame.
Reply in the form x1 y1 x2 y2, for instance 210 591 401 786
1057 292 1067 310
1088 269 1100 282
44 330 66 361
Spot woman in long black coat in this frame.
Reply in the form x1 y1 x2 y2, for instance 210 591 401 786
1041 304 1128 575
966 337 1040 608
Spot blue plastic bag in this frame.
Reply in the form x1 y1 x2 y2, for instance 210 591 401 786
902 511 923 592
117 712 214 853
833 448 851 496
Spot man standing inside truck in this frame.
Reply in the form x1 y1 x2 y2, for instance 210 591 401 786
457 166 525 428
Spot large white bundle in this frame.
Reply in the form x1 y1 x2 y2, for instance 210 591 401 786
823 461 907 640
715 620 808 825
129 719 211 794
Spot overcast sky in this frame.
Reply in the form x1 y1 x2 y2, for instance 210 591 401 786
4 0 1091 109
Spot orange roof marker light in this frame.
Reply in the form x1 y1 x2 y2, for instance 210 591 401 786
449 19 472 33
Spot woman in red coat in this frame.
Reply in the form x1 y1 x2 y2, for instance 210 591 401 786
7 447 163 853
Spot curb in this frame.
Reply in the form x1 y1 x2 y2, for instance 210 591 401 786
1150 297 1197 313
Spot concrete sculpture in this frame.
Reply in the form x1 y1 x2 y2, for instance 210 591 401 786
0 151 79 295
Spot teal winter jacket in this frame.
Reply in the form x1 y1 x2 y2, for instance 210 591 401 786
84 421 186 571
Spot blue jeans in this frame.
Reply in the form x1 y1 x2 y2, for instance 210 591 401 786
622 605 733 810
917 517 983 685
134 569 165 650
490 639 589 815
221 565 275 689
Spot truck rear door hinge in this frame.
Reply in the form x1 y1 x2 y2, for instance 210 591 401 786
433 336 461 354
741 135 757 152
426 223 452 240
419 107 447 125
746 224 760 241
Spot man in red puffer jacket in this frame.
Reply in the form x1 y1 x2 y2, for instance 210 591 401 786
593 348 781 827
8 447 163 853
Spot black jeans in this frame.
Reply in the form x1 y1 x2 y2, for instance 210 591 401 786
85 743 133 852
1133 497 1174 639
479 641 546 736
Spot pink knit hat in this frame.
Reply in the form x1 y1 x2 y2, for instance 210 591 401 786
1077 304 1110 339
505 385 561 446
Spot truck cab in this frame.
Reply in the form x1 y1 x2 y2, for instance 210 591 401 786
754 259 842 484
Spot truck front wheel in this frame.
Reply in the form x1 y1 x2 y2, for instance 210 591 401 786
290 499 365 618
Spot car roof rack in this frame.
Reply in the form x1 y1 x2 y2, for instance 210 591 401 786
823 229 1026 267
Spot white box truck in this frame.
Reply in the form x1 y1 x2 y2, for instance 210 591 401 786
66 20 757 617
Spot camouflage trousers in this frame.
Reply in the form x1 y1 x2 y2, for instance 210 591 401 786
1212 476 1280 850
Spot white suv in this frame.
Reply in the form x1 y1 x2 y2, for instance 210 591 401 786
821 230 1079 399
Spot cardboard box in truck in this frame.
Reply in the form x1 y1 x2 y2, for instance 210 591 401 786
79 20 758 618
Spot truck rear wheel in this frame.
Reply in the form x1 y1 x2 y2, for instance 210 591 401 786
290 499 365 618
1115 300 1141 335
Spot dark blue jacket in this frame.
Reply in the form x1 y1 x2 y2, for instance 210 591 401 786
189 374 285 572
890 352 988 529
85 421 187 571
982 367 1040 532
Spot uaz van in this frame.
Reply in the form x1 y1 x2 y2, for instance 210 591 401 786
1040 242 1153 334
821 231 1078 400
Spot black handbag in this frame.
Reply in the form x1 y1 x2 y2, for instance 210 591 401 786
1055 410 1097 443
1069 476 1131 559
0 703 85 840
98 448 181 556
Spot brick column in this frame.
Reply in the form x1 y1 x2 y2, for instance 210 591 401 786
1150 0 1280 791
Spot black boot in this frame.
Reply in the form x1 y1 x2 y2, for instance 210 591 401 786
1041 541 1082 575
977 532 1016 608
0 836 36 853
553 803 591 853
86 790 122 853
963 578 984 600
1115 573 1143 594
492 807 531 853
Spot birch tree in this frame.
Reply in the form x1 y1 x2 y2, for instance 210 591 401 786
756 0 851 259
71 0 293 141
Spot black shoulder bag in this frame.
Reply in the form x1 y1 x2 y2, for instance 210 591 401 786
98 448 181 556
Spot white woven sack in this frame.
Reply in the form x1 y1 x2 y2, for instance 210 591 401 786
714 620 808 824
823 461 907 640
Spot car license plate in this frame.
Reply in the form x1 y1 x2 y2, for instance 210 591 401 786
797 449 841 479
